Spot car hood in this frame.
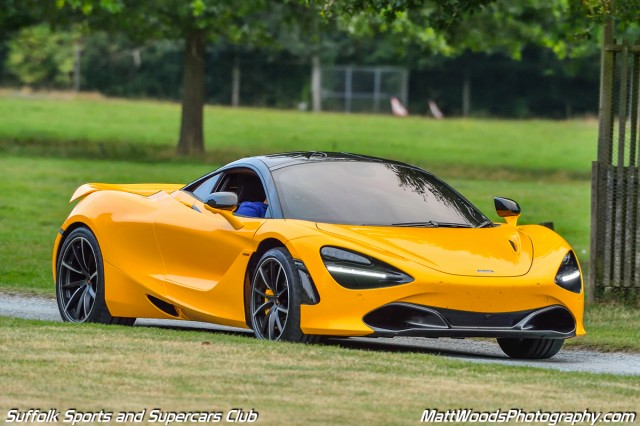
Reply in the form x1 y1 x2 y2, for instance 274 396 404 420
315 223 533 277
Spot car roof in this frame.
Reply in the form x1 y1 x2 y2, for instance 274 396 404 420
226 151 413 171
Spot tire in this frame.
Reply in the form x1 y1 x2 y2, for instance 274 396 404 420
249 247 316 342
497 337 564 359
56 227 135 326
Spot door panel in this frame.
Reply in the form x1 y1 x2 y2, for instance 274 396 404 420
153 191 264 321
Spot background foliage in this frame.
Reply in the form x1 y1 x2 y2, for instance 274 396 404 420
0 28 602 118
1 0 635 118
5 25 78 88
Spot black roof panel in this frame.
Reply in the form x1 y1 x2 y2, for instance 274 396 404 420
243 151 410 171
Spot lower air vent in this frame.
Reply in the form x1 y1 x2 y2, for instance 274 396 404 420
363 303 576 336
518 306 575 334
147 295 179 317
363 304 449 331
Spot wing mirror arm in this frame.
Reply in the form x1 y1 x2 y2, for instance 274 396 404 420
494 196 521 227
204 192 244 230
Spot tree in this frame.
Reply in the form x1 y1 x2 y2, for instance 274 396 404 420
318 0 620 117
6 25 78 88
0 1 46 35
579 0 640 24
2 0 269 155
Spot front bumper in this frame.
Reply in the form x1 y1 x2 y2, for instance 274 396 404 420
298 264 585 337
289 236 585 338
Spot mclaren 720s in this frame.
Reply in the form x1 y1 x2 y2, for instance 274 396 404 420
53 152 584 359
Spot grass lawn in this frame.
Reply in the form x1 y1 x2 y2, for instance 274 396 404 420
0 155 590 292
0 316 638 425
0 95 597 178
569 303 640 352
0 156 210 292
0 155 630 352
1 94 637 353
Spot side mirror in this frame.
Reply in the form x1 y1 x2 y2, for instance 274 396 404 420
203 192 243 230
494 196 521 226
205 192 238 210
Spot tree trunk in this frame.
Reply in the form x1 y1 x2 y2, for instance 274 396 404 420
177 30 206 155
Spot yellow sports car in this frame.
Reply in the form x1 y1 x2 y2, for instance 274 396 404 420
53 152 584 359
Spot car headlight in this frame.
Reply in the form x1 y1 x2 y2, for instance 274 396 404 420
320 246 413 289
554 251 582 293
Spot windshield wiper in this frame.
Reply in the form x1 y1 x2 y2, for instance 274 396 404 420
434 222 472 228
392 221 440 227
477 219 495 228
392 221 472 228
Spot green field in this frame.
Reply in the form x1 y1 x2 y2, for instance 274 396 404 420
0 156 210 291
0 156 590 293
0 93 637 353
0 95 597 178
1 317 638 425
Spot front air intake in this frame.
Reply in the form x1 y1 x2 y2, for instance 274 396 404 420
363 304 449 331
363 303 576 337
516 306 575 334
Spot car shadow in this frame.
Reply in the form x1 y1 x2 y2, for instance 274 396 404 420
324 337 511 361
134 319 253 338
134 318 522 362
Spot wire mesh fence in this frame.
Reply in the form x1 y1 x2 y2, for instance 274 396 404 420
320 66 409 114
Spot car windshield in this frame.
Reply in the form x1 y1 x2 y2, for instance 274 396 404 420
272 161 489 227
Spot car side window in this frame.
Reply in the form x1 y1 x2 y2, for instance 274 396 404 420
218 170 270 218
190 174 221 201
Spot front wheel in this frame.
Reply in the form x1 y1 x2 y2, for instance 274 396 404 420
249 247 315 342
497 337 564 359
56 227 135 326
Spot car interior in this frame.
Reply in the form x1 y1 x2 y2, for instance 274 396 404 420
218 171 267 205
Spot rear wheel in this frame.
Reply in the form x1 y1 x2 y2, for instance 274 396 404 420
497 337 564 359
249 248 316 342
56 227 135 326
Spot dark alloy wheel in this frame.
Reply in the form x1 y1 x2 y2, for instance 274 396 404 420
56 227 134 325
249 247 315 342
497 337 564 359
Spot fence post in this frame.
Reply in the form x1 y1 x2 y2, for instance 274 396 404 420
598 20 615 165
589 161 599 304
592 20 640 300
311 55 322 112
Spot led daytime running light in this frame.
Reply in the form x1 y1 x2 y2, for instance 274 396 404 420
326 265 387 279
559 270 580 283
320 246 413 289
553 251 582 293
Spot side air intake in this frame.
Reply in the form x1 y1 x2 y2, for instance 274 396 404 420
147 295 179 317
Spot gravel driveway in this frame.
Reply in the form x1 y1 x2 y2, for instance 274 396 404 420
2 291 639 376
